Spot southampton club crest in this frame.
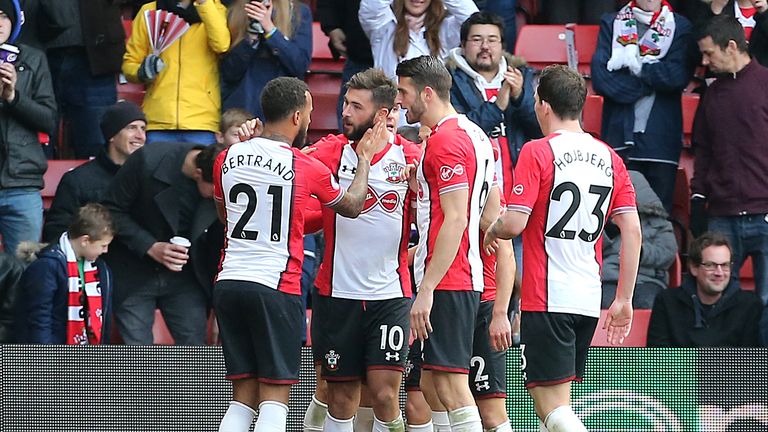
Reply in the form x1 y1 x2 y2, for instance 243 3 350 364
384 162 406 184
325 350 340 371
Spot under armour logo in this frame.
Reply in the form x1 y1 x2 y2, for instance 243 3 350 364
385 352 400 361
341 165 357 174
475 382 490 392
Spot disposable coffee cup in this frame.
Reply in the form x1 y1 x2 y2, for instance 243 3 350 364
169 236 191 271
0 44 19 64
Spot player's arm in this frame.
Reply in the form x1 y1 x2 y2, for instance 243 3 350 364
489 237 515 351
604 210 642 345
480 185 501 232
328 121 386 218
215 198 226 225
483 209 529 255
411 188 468 341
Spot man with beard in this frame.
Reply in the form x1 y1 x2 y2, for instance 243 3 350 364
303 68 422 432
446 12 541 203
397 55 499 432
213 77 381 432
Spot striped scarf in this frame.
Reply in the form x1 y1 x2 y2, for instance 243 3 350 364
60 233 103 345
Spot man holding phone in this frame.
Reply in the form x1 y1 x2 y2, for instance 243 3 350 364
0 0 57 256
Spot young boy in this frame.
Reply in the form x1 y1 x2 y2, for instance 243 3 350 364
217 108 254 146
14 203 115 344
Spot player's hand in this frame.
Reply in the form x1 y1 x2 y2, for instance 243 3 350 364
238 118 263 142
301 145 318 155
489 311 512 351
403 159 419 192
147 242 189 272
355 118 387 162
410 290 434 341
483 225 500 256
604 298 633 345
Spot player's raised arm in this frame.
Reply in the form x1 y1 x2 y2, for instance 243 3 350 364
328 120 387 218
603 210 642 345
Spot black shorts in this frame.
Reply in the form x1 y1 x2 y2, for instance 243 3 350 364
520 311 598 388
422 290 480 373
312 293 411 380
214 280 304 383
470 301 506 399
404 339 424 391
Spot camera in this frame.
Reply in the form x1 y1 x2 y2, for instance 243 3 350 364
247 0 266 35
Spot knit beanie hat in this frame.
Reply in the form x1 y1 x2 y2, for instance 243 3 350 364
100 101 147 142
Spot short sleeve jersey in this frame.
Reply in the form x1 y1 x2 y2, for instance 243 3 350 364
213 138 344 295
309 133 423 300
413 114 496 292
507 131 636 317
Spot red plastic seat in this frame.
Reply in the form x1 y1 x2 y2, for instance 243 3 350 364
591 308 652 347
152 309 175 345
740 257 755 291
582 94 603 137
682 94 699 148
42 160 89 210
117 80 146 106
310 22 344 73
669 254 682 288
122 18 133 40
514 25 568 71
305 73 341 142
573 24 599 77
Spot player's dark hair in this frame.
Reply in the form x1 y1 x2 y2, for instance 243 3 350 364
68 203 114 240
536 65 586 121
260 77 310 123
695 15 748 53
688 232 732 265
460 12 505 46
194 143 227 183
345 68 398 110
396 56 452 101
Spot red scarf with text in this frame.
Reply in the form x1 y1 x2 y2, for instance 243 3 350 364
61 233 104 345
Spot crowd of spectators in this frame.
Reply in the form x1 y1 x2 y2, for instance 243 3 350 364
0 0 767 348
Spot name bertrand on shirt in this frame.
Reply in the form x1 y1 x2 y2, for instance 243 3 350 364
221 153 296 181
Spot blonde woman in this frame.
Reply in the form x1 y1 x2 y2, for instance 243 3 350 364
221 0 312 121
359 0 477 80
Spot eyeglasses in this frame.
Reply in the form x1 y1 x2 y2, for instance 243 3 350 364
699 261 732 272
466 36 502 46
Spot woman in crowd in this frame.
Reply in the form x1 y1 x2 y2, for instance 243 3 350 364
123 0 230 145
220 0 312 121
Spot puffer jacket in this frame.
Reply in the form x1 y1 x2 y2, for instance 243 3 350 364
122 0 230 133
13 241 113 344
602 170 677 290
0 41 58 189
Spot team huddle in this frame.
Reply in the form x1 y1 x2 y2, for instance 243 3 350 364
211 57 641 432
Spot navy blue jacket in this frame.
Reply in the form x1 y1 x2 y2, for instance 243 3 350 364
220 4 313 120
446 54 542 166
14 243 113 344
591 12 694 164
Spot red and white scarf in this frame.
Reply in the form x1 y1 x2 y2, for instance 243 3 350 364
607 1 676 76
61 232 104 345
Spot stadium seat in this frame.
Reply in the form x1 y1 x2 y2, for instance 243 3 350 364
582 94 603 137
152 309 175 345
305 73 341 142
42 160 89 210
572 24 599 77
122 18 132 39
669 254 682 288
117 80 146 106
681 94 699 147
591 308 652 347
740 257 755 291
514 25 568 71
310 22 344 74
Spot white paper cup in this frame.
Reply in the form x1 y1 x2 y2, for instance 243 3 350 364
169 236 191 270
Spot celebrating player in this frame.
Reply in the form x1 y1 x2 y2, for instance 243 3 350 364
213 77 382 432
484 65 641 431
396 55 499 432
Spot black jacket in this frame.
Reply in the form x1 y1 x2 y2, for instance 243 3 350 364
0 254 24 343
0 43 57 190
102 142 222 303
43 151 120 242
38 0 125 75
647 276 763 347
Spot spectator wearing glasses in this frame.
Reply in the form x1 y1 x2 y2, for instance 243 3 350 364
647 232 764 347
